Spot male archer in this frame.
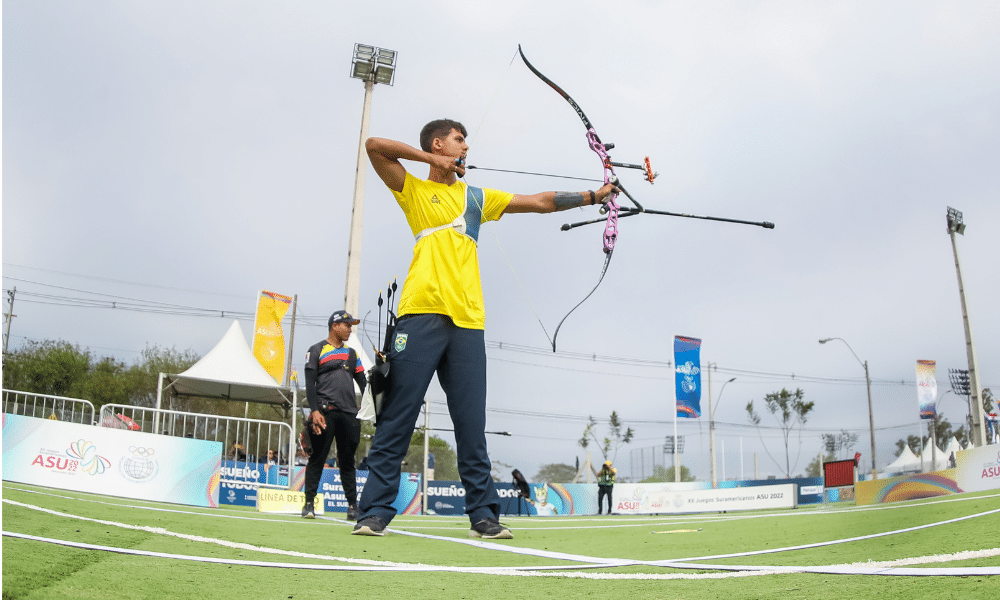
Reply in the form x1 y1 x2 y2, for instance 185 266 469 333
353 119 615 538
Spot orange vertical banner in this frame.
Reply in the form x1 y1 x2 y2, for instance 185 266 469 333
252 290 293 382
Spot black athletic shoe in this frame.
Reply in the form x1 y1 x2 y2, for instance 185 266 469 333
346 504 358 521
302 501 315 519
469 518 513 539
351 516 386 536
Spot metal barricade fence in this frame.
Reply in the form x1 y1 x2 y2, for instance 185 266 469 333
98 403 294 490
2 389 96 425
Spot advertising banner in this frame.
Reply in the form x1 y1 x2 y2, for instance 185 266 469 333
219 466 422 516
954 443 1000 493
429 481 603 516
855 445 1000 505
252 290 293 383
674 336 702 418
257 488 320 514
916 360 937 420
613 483 797 514
2 413 220 507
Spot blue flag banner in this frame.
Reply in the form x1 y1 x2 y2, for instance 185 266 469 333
674 336 702 418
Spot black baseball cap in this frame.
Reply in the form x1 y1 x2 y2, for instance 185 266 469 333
328 310 360 326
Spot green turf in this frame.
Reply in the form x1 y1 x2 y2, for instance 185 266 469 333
3 482 998 599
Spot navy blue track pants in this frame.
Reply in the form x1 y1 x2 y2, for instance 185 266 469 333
357 314 499 525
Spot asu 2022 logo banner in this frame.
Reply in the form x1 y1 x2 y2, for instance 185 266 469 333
252 290 293 383
916 359 937 420
674 336 702 418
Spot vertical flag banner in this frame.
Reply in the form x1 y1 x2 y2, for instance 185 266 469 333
916 359 937 420
674 336 702 418
252 290 293 383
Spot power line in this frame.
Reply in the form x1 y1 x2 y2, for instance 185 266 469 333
5 279 994 392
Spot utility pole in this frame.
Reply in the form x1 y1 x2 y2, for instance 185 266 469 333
3 287 16 357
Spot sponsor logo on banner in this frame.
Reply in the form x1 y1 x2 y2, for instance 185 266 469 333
981 450 1000 480
119 446 160 483
31 439 111 476
31 451 81 474
426 484 465 497
66 440 112 475
497 487 521 499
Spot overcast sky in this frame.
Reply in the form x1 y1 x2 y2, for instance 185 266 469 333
4 1 999 482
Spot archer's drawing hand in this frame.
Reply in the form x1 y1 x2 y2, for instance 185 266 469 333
429 153 466 178
309 410 326 435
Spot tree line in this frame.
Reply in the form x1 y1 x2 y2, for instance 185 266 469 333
3 340 199 412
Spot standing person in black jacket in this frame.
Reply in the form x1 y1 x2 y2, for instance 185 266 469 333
302 310 366 520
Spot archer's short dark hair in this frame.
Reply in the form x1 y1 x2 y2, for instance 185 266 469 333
419 119 467 152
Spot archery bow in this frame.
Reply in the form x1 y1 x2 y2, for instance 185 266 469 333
517 44 644 352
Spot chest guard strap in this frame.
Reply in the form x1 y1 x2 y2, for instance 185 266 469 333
414 184 484 245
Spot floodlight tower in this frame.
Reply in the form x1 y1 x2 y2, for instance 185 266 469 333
344 44 397 316
946 207 986 447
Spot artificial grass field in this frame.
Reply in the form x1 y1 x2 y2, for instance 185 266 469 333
2 481 998 599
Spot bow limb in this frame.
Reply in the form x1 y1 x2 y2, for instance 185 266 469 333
550 250 613 352
518 45 598 133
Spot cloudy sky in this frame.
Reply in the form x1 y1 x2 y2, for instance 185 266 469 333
4 1 999 482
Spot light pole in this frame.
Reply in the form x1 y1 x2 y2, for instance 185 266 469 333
344 44 397 316
709 377 736 488
946 207 986 447
819 337 877 479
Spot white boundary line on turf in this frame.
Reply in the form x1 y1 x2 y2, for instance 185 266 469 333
7 486 1000 568
1 484 341 525
8 496 1000 577
5 531 998 578
2 499 396 567
653 507 1000 564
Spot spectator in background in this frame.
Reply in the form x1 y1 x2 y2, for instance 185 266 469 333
597 461 616 515
301 310 366 521
229 442 246 462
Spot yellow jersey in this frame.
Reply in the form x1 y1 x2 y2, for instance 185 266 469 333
393 173 513 329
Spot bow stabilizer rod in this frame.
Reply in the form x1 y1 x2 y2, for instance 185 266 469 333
562 208 775 231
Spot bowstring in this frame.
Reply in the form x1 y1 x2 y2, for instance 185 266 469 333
466 48 556 349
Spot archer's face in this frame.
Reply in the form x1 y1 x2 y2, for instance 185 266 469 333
437 128 468 159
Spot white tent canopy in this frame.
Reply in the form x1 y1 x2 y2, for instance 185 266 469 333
919 440 944 472
884 444 921 474
158 320 296 408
